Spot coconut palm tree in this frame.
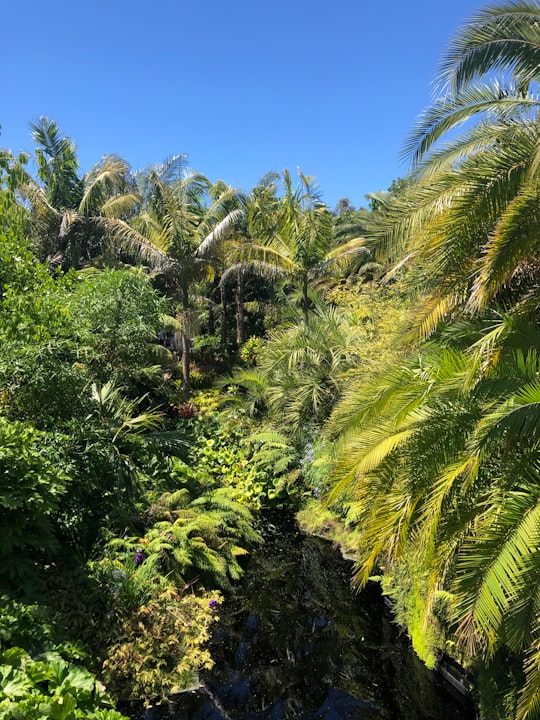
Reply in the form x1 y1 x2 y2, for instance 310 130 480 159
20 117 141 271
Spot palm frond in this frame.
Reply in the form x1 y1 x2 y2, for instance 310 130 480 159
405 84 540 166
436 1 540 93
197 208 245 256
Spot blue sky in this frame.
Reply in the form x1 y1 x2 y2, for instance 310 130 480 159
3 0 485 209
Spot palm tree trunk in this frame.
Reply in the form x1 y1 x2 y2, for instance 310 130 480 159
180 278 191 401
208 301 215 336
220 281 228 347
236 270 245 347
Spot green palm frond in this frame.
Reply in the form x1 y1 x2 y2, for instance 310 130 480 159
231 304 361 432
19 178 60 220
518 635 540 720
437 1 540 93
321 237 372 274
454 489 540 655
220 259 287 285
79 155 135 216
233 241 300 275
406 292 465 343
469 181 540 311
96 217 172 268
100 193 140 219
373 113 540 329
411 119 536 186
405 84 540 166
197 207 244 256
216 367 268 415
472 378 540 452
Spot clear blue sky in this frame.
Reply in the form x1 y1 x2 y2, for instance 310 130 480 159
3 0 485 210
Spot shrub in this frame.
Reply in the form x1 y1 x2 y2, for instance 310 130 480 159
100 590 221 702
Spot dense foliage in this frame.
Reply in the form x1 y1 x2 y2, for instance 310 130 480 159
4 4 540 718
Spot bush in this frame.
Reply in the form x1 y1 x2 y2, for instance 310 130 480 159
0 596 128 720
0 419 69 593
100 590 221 702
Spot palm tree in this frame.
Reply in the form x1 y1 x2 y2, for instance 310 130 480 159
224 302 362 436
370 2 540 340
235 169 368 326
324 6 540 716
233 171 326 324
20 117 141 271
196 180 250 348
326 315 540 718
133 158 243 398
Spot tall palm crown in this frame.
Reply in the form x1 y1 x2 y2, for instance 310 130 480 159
249 169 333 324
135 158 212 300
135 157 243 298
22 117 140 271
372 2 540 339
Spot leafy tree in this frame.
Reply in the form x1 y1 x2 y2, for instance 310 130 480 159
0 269 165 428
0 189 35 299
66 269 166 390
0 232 176 553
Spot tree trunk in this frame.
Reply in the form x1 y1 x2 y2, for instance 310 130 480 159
236 271 245 347
208 301 215 336
180 278 191 401
220 281 228 347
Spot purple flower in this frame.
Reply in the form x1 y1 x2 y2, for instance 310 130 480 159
209 598 218 610
134 549 145 566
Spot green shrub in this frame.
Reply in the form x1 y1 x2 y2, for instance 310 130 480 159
239 336 264 366
0 597 127 720
101 487 261 592
0 647 128 720
0 419 69 593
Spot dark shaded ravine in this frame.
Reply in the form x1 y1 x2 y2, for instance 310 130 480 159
127 510 476 720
